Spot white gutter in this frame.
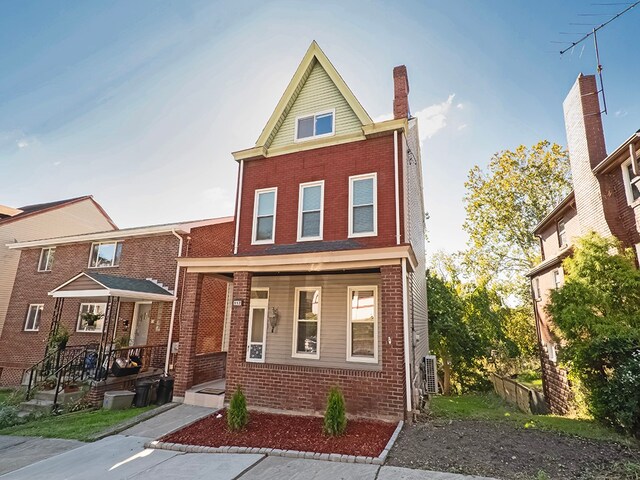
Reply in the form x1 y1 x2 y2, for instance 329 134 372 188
233 160 244 255
394 130 401 245
402 258 413 414
165 229 184 375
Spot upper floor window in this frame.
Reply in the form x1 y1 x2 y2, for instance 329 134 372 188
349 173 377 237
533 278 541 301
553 269 562 289
252 188 277 244
557 218 567 248
298 181 324 241
38 247 55 272
89 241 122 268
295 110 334 141
347 287 378 363
24 304 43 331
77 303 106 332
622 159 640 205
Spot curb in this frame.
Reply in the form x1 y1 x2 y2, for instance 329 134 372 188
144 419 404 465
87 402 178 441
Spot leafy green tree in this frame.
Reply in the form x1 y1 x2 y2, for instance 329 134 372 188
463 141 572 299
547 233 640 435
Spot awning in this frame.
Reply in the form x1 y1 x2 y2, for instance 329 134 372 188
48 272 176 302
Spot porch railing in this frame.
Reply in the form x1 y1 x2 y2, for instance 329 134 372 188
94 344 166 381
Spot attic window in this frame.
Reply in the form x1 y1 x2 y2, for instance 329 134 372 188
295 111 334 141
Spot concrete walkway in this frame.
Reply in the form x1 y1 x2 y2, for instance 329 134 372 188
0 436 82 475
120 404 214 438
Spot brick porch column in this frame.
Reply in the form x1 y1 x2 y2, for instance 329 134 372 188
380 264 407 417
224 271 252 402
174 272 204 397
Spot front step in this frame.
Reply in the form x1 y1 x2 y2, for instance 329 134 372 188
34 389 84 405
184 380 225 409
19 398 55 414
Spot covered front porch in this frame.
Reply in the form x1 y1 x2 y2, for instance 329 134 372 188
25 272 177 407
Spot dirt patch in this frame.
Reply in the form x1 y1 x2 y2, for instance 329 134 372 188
160 410 397 458
387 419 639 479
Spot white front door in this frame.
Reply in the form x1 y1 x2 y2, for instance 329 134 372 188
246 289 269 362
132 302 152 346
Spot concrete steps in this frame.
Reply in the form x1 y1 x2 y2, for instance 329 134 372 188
18 389 86 415
184 379 225 409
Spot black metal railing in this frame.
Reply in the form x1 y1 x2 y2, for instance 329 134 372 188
51 345 100 407
94 344 166 381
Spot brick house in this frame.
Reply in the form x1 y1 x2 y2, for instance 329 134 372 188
528 73 640 413
173 42 429 421
0 196 116 340
0 216 232 406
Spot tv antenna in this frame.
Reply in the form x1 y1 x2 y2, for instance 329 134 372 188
558 1 639 115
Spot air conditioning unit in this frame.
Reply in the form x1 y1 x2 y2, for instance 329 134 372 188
423 355 438 394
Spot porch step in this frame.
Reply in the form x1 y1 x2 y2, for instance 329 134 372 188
34 389 85 405
19 398 55 414
184 380 225 409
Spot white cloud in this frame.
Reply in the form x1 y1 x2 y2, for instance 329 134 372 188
456 103 464 110
457 124 468 131
414 94 456 141
17 139 29 149
53 161 61 166
615 109 628 118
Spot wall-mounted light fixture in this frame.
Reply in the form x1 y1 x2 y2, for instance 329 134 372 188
268 307 279 333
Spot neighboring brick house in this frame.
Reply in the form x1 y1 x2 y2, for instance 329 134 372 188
528 73 640 414
174 42 429 421
0 216 232 404
0 196 116 339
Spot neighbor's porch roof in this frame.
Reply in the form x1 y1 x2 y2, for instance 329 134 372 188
48 272 176 301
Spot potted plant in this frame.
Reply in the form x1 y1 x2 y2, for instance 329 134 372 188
49 326 70 351
81 311 103 330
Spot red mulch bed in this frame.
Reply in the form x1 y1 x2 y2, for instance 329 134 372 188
160 410 397 458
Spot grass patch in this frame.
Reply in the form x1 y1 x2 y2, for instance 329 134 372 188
516 373 543 391
430 393 636 446
0 389 14 405
0 406 155 441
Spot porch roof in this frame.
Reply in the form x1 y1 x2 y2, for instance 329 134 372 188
177 245 418 274
48 272 176 301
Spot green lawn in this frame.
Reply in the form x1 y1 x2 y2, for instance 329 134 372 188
430 393 636 446
0 406 155 442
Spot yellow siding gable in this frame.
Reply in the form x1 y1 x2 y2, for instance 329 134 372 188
269 61 362 149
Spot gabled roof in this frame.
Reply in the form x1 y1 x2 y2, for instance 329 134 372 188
255 41 372 150
49 272 175 301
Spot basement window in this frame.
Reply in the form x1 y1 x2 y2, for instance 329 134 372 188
295 111 334 141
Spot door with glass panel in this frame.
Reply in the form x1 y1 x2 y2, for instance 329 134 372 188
246 289 269 362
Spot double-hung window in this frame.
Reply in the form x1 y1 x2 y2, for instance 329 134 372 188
553 269 562 289
24 304 43 331
298 181 324 241
533 278 541 301
292 287 321 359
349 173 377 237
252 188 277 244
89 241 122 268
622 159 640 204
557 219 567 248
295 110 334 141
38 247 55 272
347 287 378 363
77 303 106 332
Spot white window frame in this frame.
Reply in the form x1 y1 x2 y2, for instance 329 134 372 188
38 247 55 272
348 173 378 238
88 241 122 268
246 288 269 363
553 269 562 289
252 187 277 245
294 109 335 142
557 218 567 248
621 158 640 205
76 302 107 333
346 286 378 364
24 304 43 332
533 278 541 301
297 180 324 242
292 287 321 359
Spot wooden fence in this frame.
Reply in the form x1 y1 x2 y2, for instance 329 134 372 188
490 373 549 415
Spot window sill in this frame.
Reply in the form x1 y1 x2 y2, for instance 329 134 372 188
76 330 104 334
88 265 120 269
296 236 323 243
346 356 378 364
348 231 377 239
294 132 336 143
23 329 40 333
291 353 320 360
251 240 275 246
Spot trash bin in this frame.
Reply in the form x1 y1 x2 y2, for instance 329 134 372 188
134 379 153 407
156 375 174 405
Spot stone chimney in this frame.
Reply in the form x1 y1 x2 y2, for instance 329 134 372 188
393 65 410 119
563 74 613 237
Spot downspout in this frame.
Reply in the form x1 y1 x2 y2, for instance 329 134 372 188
233 160 244 255
402 258 413 414
165 229 184 375
394 130 401 245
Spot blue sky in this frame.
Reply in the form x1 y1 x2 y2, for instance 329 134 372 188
1 1 638 255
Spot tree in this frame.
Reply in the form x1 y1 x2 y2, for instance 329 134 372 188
547 233 640 435
463 141 572 299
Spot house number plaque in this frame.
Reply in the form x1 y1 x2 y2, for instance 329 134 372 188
232 299 243 307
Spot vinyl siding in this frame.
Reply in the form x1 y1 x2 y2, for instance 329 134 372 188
269 61 362 149
0 199 115 336
58 275 102 291
251 273 382 371
404 119 429 383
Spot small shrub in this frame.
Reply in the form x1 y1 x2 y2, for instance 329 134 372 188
227 386 248 432
323 386 347 436
0 405 23 429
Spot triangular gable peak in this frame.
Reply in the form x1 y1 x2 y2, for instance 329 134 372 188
250 42 373 156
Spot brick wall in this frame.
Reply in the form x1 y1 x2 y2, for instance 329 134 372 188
196 276 228 354
540 350 572 415
193 352 227 385
223 266 407 421
0 234 182 386
236 135 405 255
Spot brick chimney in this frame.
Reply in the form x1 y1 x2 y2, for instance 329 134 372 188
393 65 410 119
563 74 613 237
